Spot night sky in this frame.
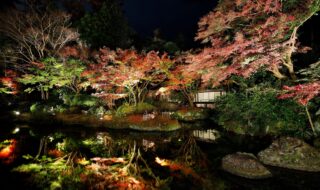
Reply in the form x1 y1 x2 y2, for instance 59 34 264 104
123 0 217 45
0 0 318 51
0 0 217 47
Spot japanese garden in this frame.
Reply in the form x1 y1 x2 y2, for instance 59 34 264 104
1 0 320 189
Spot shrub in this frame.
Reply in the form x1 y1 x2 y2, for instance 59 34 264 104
63 94 100 108
214 89 308 136
116 102 156 117
88 106 106 117
172 108 209 122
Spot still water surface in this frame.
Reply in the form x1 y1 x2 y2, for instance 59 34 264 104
1 120 320 190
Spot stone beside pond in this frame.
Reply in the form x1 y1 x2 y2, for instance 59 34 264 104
222 152 272 179
258 137 320 172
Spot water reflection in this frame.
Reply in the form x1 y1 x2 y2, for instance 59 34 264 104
1 125 320 190
193 129 220 142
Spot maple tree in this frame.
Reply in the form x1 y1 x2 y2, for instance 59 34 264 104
278 61 320 134
165 57 201 107
186 0 320 88
83 48 173 108
278 61 320 106
18 58 86 100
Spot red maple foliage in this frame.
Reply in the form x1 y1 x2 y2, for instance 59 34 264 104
0 70 18 95
58 43 90 61
278 81 320 106
187 0 319 87
83 48 173 108
164 54 202 107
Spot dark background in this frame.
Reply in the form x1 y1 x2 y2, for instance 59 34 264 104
0 0 319 55
123 0 217 47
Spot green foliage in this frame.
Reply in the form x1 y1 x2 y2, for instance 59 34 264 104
172 108 209 122
29 101 69 114
88 106 107 117
30 102 40 113
77 0 133 48
230 69 282 91
56 138 80 153
0 86 12 94
144 38 181 55
18 57 86 99
82 138 113 157
154 101 180 111
282 0 304 12
297 61 320 82
29 102 55 114
0 139 12 149
63 94 100 107
135 102 157 114
13 158 85 190
116 102 156 117
214 88 308 136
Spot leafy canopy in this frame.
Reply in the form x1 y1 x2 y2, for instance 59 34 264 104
186 0 320 87
18 57 86 99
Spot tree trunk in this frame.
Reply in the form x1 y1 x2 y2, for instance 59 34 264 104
186 94 195 108
40 87 45 100
283 56 297 80
305 106 316 136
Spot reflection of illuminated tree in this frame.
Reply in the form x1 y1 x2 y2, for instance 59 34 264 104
177 134 207 168
35 136 49 159
86 140 168 189
35 135 83 166
83 132 131 157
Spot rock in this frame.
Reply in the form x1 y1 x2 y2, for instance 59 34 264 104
222 152 272 179
258 137 320 172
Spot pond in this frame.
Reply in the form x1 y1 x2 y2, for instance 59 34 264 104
1 112 320 190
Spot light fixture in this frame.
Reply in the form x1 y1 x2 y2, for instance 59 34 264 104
12 127 20 134
13 111 20 116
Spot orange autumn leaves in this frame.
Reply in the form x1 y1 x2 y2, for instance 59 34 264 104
0 70 18 95
0 139 17 164
83 48 174 106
